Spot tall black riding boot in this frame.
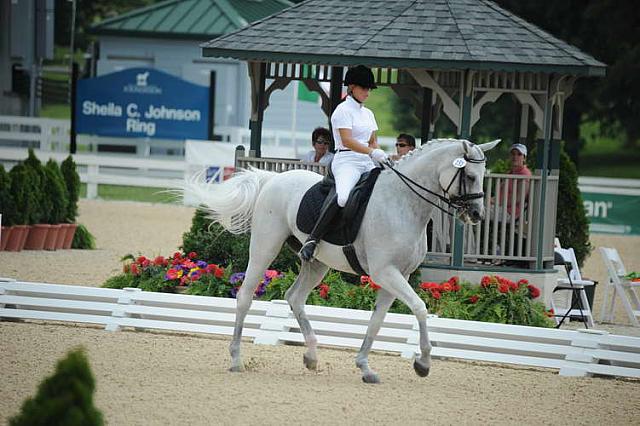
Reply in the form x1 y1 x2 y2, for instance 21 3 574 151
299 196 341 261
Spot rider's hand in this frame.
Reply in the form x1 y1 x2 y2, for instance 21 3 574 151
369 148 388 164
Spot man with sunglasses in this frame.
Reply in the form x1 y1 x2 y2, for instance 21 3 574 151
390 133 416 161
301 127 334 166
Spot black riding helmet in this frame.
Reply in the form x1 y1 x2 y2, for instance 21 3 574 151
343 65 377 89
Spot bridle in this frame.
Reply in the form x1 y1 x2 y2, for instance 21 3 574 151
385 143 486 217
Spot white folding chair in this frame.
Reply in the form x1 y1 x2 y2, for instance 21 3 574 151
550 247 595 328
599 247 640 327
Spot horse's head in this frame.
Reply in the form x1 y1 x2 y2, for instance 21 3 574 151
437 139 500 224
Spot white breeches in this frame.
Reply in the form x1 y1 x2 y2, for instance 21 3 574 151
331 151 376 207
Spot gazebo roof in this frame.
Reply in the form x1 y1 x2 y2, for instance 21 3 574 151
89 0 293 40
201 0 606 76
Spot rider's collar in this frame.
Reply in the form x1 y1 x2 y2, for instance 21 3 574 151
346 95 363 108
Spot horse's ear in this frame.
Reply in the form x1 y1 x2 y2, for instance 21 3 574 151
479 139 501 152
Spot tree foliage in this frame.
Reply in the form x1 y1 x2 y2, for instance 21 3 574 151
10 348 103 426
61 155 81 222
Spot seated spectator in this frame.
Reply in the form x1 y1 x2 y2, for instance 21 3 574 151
495 143 532 221
301 127 334 165
390 133 416 161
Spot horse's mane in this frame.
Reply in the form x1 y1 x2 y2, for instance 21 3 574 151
394 138 469 165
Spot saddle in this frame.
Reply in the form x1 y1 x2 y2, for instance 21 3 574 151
295 166 382 274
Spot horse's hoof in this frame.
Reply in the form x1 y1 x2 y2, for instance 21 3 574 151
229 365 244 373
303 354 317 371
362 372 380 384
413 360 430 377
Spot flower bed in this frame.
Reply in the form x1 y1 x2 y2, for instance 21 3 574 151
102 252 554 327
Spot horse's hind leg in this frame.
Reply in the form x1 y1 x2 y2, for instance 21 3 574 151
229 227 288 372
356 288 395 384
284 261 329 371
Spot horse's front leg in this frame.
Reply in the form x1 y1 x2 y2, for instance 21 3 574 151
372 268 432 378
356 288 395 383
284 261 329 371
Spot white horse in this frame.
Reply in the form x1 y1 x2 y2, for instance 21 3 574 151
185 138 500 383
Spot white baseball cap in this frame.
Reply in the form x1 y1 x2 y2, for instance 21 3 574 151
510 143 527 157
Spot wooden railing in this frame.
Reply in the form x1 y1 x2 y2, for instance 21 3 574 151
428 173 559 267
234 146 328 175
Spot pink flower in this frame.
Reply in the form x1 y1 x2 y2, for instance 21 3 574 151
264 270 279 279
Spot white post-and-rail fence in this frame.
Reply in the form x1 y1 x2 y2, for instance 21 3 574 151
2 278 639 379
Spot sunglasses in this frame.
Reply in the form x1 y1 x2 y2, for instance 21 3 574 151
396 143 410 148
314 140 330 145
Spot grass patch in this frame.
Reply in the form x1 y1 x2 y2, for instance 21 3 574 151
41 104 70 119
80 183 179 203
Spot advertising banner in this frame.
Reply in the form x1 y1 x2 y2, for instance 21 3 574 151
76 68 209 140
582 192 640 235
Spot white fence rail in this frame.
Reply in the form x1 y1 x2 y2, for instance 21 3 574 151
2 279 639 379
0 147 185 199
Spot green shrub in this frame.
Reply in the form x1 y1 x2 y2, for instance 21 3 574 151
8 164 39 225
9 348 103 426
527 144 591 267
181 209 300 273
102 274 135 289
0 164 15 226
72 224 96 249
23 149 49 224
44 160 69 224
61 156 80 222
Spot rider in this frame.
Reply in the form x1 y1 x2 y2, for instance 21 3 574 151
299 65 388 261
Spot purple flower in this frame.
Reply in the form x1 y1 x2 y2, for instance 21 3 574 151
230 286 240 298
229 272 245 285
255 282 267 297
196 260 208 268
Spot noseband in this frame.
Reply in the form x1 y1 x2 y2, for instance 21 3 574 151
385 145 486 217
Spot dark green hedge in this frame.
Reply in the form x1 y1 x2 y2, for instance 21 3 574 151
10 348 103 426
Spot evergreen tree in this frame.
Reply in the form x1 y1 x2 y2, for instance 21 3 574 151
44 160 69 224
10 348 103 426
61 156 81 222
0 165 14 225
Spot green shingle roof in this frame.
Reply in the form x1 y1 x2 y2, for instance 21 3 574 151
89 0 293 40
201 0 606 76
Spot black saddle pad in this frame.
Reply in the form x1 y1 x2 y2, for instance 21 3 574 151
296 167 382 246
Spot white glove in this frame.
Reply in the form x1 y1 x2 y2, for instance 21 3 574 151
369 148 388 164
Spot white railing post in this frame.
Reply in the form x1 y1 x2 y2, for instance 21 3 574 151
105 287 141 332
559 329 608 377
86 162 98 199
253 299 292 345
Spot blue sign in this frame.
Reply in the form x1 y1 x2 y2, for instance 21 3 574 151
76 68 210 140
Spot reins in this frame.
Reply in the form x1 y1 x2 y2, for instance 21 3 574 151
383 146 486 217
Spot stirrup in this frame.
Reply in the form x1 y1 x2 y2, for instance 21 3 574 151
298 239 317 261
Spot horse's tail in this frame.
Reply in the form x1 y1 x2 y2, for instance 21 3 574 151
183 167 277 234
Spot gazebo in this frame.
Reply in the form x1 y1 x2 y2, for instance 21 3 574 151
200 0 605 277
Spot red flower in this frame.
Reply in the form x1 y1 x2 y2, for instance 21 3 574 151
141 259 151 268
136 256 147 264
545 308 555 317
214 267 224 279
480 276 492 288
172 252 182 260
517 279 529 286
318 283 330 299
420 282 439 291
188 251 197 259
448 276 459 286
469 295 479 304
369 282 381 291
130 263 140 276
508 281 518 291
431 290 442 300
153 256 166 266
498 283 509 293
441 282 453 292
527 284 541 299
360 275 370 285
